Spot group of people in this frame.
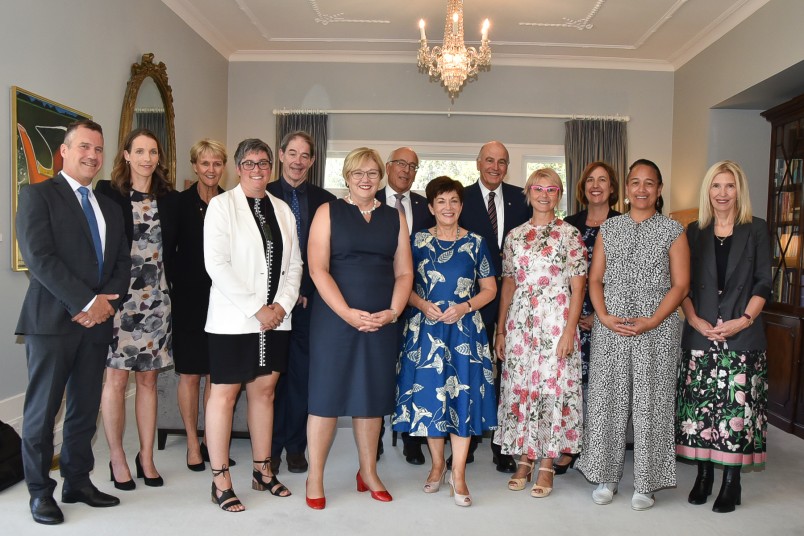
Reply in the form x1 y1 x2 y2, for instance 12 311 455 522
16 119 770 525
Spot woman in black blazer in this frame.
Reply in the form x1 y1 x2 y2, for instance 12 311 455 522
95 129 178 491
675 160 772 514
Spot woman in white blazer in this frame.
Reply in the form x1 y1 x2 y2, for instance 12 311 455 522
203 139 302 512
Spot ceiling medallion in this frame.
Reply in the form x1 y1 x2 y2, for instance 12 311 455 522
417 0 490 100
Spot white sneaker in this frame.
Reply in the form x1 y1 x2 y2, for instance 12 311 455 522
631 492 655 511
592 482 618 505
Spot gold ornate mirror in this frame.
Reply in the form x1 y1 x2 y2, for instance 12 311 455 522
118 53 176 185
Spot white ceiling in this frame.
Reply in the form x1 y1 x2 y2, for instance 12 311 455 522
162 0 771 71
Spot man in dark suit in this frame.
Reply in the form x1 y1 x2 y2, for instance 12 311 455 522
269 131 335 474
15 120 131 524
458 141 531 473
376 147 434 465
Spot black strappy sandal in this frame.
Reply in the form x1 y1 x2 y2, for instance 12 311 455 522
210 466 244 512
252 458 291 497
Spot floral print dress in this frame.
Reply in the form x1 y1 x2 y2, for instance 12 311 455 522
106 192 172 371
392 231 497 438
493 219 586 459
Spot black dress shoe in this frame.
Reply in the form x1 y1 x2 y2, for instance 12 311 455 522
30 496 64 525
494 454 516 473
135 453 164 487
62 484 120 507
402 444 425 465
286 452 308 473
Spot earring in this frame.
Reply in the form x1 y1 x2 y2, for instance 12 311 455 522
624 197 630 205
125 160 130 165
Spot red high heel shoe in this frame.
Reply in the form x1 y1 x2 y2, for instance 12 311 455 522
356 471 392 502
305 479 326 510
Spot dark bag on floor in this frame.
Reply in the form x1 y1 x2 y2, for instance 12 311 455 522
0 419 24 491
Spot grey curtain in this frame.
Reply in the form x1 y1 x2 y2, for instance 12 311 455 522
564 119 628 213
274 112 328 187
134 110 167 151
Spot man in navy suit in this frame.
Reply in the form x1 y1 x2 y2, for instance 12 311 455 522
16 120 131 524
458 141 531 473
376 147 434 464
269 131 335 474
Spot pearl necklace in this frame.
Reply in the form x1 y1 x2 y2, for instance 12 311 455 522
345 194 379 215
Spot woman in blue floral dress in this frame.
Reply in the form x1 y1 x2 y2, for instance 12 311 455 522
675 161 771 514
393 176 497 507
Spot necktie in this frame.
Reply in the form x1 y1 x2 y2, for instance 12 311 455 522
394 193 406 218
290 189 302 245
487 191 498 245
78 187 104 282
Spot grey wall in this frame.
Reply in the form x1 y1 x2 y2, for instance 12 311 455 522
227 61 674 189
672 0 804 212
0 0 228 405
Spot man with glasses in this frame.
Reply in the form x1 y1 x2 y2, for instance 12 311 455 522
459 141 531 473
268 131 335 475
376 147 434 465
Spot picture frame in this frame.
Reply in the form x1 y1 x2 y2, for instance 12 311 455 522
11 86 92 271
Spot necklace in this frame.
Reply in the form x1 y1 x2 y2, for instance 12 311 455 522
715 232 732 246
432 227 461 253
345 194 378 215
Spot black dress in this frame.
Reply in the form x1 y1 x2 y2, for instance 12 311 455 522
171 183 222 375
208 196 289 384
308 200 400 417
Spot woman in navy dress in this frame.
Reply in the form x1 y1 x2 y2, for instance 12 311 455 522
306 147 413 509
393 176 497 507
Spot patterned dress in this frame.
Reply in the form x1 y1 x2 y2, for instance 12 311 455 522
392 231 497 438
107 191 172 371
576 213 683 494
493 219 586 459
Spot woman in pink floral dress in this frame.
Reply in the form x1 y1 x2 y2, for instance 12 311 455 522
493 168 586 499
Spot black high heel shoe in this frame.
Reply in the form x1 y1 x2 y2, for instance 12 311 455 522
553 453 579 475
187 449 205 472
135 453 164 487
712 466 741 513
200 441 236 467
109 461 136 491
252 458 291 496
688 460 714 505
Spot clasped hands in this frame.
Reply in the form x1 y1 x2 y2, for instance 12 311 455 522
71 294 119 329
256 303 287 331
420 301 466 325
690 316 747 342
601 314 655 337
346 308 395 332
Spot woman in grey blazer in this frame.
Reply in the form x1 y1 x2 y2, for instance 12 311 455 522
675 161 772 514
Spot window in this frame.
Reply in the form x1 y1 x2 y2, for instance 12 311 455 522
324 141 565 212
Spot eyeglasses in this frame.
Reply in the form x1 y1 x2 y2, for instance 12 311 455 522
530 185 561 195
389 160 419 172
240 159 272 170
349 170 381 180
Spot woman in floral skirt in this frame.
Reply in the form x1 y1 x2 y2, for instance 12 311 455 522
494 168 586 498
675 160 771 513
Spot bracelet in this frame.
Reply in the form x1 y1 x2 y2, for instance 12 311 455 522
389 308 398 324
496 331 504 335
742 313 753 326
466 301 473 313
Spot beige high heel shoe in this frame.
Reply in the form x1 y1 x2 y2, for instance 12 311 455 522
423 466 447 493
531 467 555 498
448 473 472 507
508 460 534 491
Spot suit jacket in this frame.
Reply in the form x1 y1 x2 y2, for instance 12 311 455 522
682 218 772 351
204 184 302 334
94 179 179 286
459 181 532 324
15 173 132 341
376 189 435 233
267 178 335 298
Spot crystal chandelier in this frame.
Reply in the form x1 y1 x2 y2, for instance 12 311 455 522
417 0 491 99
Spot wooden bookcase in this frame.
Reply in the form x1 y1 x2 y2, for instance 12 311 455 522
761 93 804 438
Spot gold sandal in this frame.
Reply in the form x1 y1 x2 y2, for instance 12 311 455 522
531 467 555 498
507 460 534 491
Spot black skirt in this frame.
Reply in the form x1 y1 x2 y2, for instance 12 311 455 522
208 330 289 384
